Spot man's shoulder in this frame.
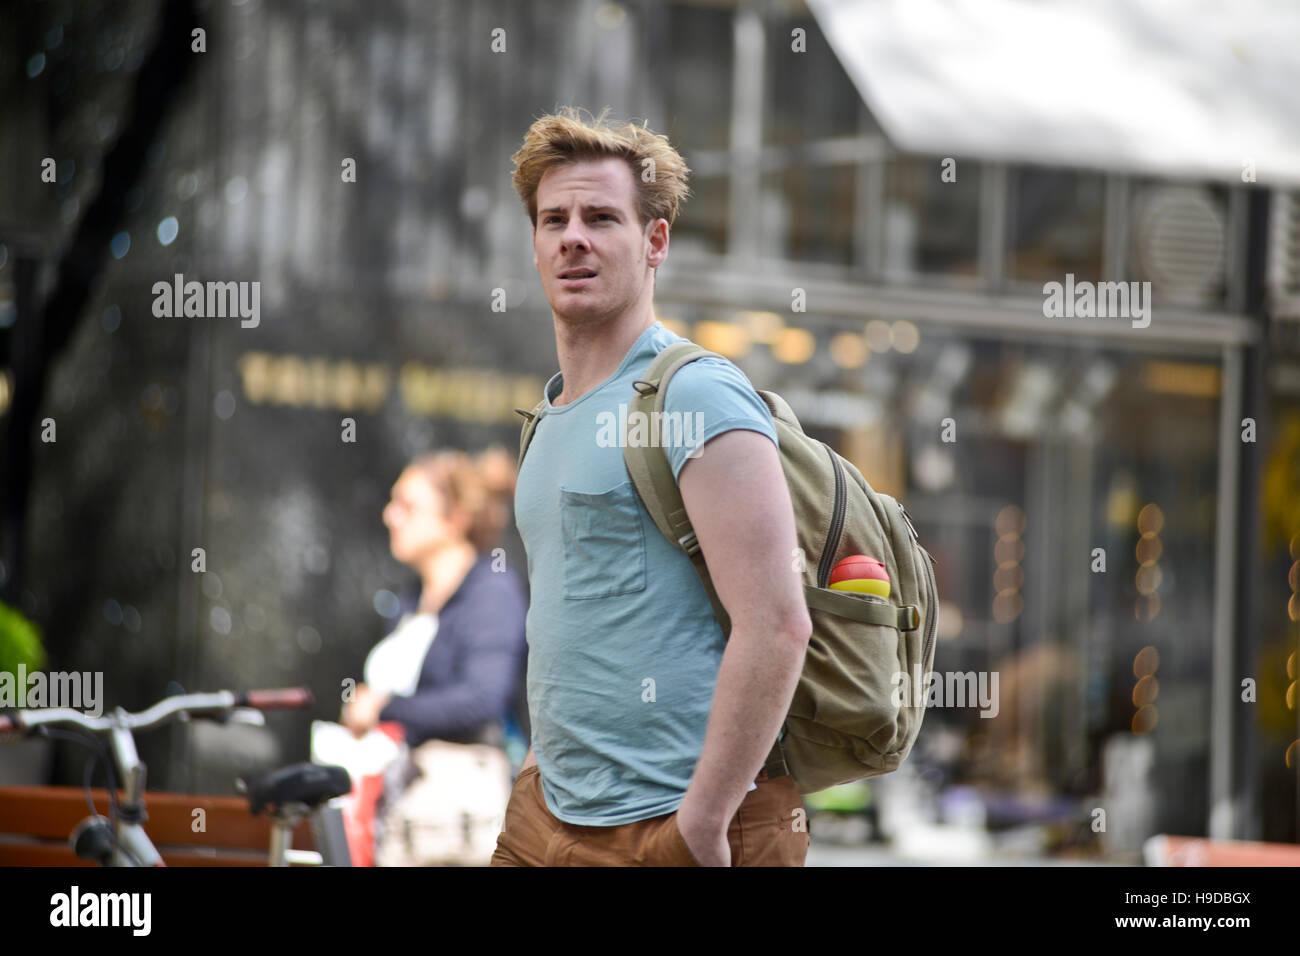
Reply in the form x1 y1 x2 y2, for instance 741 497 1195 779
653 343 777 480
643 329 753 391
658 347 768 416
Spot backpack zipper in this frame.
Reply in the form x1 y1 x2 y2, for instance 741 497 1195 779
898 501 918 542
898 501 939 668
921 544 938 667
816 444 847 589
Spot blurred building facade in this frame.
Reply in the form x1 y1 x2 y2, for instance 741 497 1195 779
1 0 1297 854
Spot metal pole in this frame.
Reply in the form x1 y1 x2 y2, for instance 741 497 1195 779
1209 343 1242 838
978 163 1007 290
728 2 765 263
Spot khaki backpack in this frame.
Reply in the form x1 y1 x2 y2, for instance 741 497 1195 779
517 341 939 794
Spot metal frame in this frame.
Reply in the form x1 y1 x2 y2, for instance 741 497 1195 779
660 261 1259 350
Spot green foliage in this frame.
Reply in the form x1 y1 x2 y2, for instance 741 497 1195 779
804 779 873 813
0 601 45 676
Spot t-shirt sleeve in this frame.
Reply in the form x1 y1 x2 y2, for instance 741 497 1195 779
660 357 778 481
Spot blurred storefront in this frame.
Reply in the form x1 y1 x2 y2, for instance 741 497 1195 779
653 0 1300 853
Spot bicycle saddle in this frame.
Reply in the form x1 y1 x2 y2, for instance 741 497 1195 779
245 762 352 815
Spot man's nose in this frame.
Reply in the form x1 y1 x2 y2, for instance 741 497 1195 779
560 220 590 252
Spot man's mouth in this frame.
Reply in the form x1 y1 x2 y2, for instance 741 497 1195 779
558 269 597 279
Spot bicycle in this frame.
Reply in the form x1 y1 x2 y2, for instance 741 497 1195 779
0 687 352 866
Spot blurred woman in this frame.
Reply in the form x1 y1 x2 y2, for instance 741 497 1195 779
341 446 527 865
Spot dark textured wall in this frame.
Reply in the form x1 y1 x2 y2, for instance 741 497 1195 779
2 0 673 791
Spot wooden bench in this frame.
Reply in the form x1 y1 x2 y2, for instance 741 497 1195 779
0 785 318 866
1144 834 1300 867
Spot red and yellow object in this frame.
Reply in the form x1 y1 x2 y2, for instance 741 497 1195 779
829 555 890 599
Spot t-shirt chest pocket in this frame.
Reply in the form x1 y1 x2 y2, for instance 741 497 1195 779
559 480 648 599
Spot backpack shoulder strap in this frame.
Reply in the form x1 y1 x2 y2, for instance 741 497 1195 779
515 399 548 471
622 342 732 634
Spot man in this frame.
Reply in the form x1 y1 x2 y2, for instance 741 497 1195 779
490 107 811 867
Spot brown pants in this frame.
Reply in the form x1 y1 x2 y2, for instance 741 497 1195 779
489 765 809 866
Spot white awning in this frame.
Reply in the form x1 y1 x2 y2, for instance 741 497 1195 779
807 0 1300 186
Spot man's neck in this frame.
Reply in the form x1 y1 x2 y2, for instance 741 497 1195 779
552 308 656 407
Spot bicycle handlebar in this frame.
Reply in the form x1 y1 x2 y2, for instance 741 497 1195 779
0 687 315 736
240 687 314 711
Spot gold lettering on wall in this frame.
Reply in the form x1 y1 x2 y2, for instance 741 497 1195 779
236 351 542 425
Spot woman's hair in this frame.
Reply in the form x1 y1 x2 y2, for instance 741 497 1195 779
510 105 692 230
408 446 516 552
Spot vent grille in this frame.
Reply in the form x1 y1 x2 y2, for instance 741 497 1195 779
1268 191 1300 320
1132 186 1227 307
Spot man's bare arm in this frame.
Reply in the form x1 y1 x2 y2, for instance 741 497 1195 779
674 428 812 864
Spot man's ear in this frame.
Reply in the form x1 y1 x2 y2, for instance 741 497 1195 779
646 218 669 269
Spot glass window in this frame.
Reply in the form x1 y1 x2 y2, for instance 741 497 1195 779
881 156 981 281
665 4 734 153
1256 394 1300 842
671 173 728 257
757 163 856 266
1006 166 1105 283
763 11 865 147
816 330 1226 844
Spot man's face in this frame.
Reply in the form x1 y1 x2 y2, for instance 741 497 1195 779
532 157 667 327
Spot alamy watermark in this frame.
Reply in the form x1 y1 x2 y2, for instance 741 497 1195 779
595 403 705 458
151 273 260 328
0 665 104 717
1042 273 1151 329
892 667 999 718
50 886 151 936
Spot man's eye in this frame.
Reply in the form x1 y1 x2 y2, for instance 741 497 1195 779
544 214 611 223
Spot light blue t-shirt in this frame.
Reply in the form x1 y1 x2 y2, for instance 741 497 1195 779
515 321 778 825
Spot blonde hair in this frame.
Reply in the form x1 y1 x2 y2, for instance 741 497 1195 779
409 446 516 553
510 106 691 230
